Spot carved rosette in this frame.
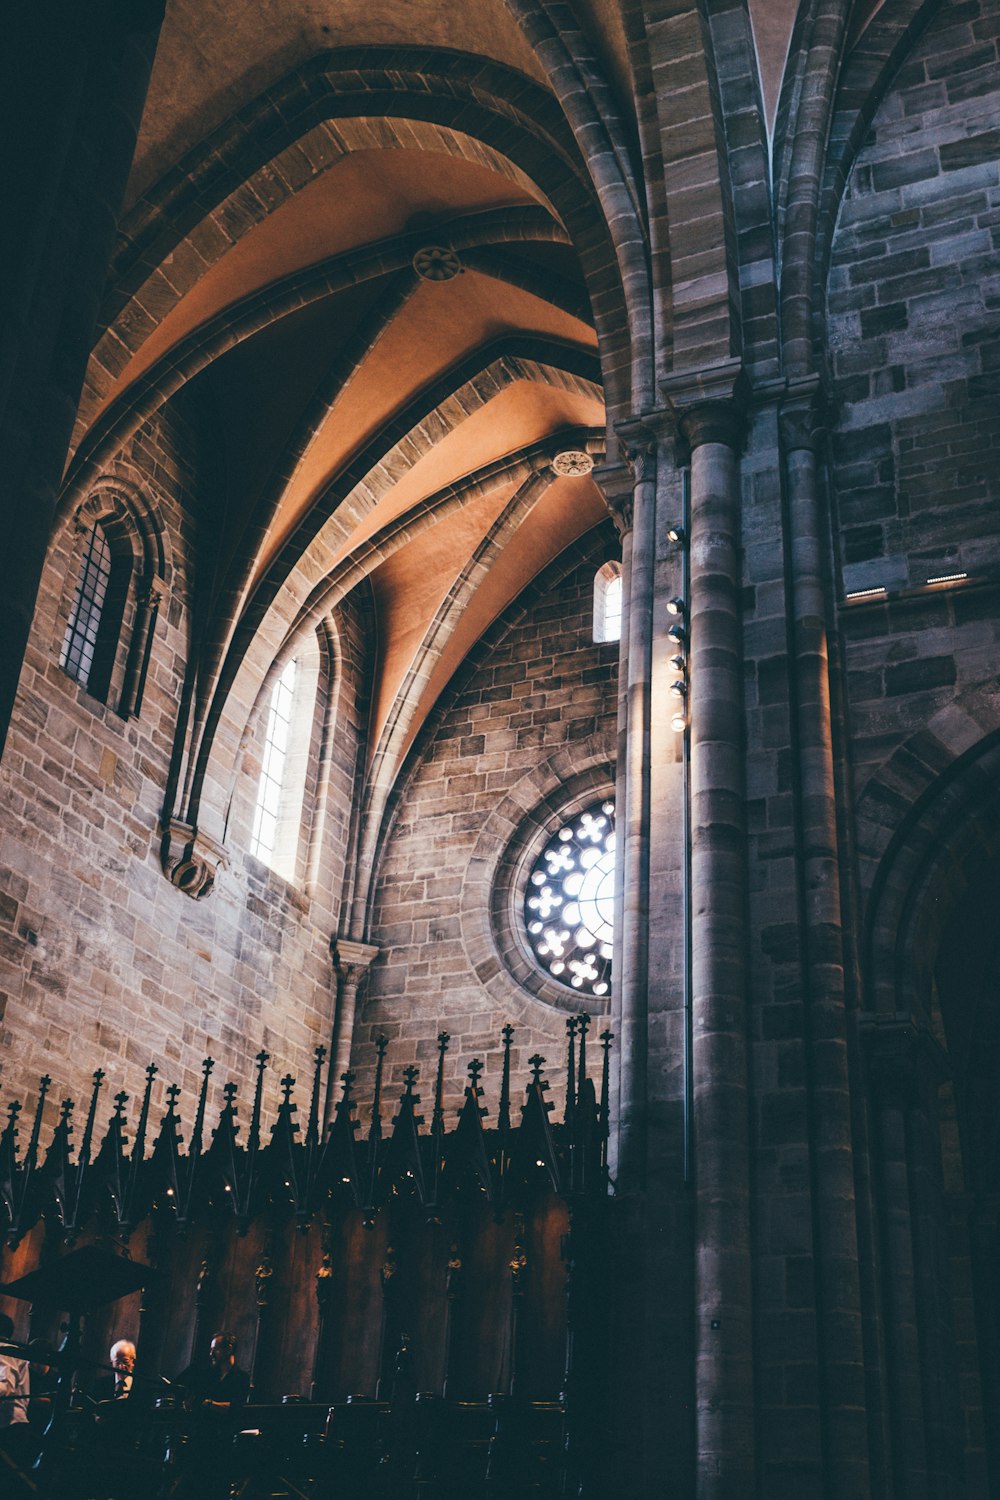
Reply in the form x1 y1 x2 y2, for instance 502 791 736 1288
162 818 229 899
412 245 462 282
551 448 594 478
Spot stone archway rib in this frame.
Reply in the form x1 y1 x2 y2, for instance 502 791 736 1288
179 351 602 836
348 431 603 930
81 49 631 430
814 0 944 314
61 206 572 517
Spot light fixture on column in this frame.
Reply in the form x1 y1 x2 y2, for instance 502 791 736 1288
666 524 687 546
668 623 686 645
668 638 688 733
666 596 686 616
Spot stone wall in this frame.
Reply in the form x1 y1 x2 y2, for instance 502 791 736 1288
0 411 367 1123
356 529 619 1116
827 0 1000 824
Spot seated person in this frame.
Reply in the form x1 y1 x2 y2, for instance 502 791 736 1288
92 1339 139 1404
173 1336 250 1499
177 1333 250 1412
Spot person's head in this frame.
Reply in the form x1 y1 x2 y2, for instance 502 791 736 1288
110 1339 136 1375
0 1313 14 1343
209 1333 236 1370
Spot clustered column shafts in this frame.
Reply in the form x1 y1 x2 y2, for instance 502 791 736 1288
593 460 633 1183
681 397 754 1500
781 386 871 1499
602 430 657 1193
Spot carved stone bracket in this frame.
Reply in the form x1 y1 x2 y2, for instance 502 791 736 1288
591 461 634 538
590 408 676 539
779 374 827 453
161 818 229 900
661 359 750 455
332 939 381 990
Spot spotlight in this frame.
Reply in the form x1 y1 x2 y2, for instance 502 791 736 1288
666 597 686 616
666 525 686 545
671 711 688 733
668 623 686 645
670 654 686 672
669 680 687 697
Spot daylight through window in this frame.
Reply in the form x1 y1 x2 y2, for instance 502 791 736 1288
251 660 297 863
523 800 615 997
593 563 622 643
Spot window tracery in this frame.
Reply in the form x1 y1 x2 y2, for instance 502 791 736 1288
58 483 164 716
523 799 615 998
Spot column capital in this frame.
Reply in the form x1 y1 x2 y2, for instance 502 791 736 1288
779 374 827 453
331 938 380 986
660 359 750 454
614 417 657 486
591 460 635 538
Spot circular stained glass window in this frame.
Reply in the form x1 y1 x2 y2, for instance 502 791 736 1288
523 800 615 998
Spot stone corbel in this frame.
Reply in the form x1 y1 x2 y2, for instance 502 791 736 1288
161 818 229 900
778 373 827 454
660 358 750 456
591 460 634 539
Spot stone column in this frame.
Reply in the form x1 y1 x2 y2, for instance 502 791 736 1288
120 582 162 720
594 425 658 1193
667 371 753 1500
327 939 380 1123
781 379 871 1500
0 0 166 759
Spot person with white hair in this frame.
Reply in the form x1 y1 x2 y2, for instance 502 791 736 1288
91 1337 138 1403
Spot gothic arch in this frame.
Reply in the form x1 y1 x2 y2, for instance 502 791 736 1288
70 48 633 444
362 527 617 944
858 689 1000 1017
182 352 603 850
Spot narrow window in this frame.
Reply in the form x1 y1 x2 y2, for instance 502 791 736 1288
251 659 297 865
60 522 131 702
593 562 622 644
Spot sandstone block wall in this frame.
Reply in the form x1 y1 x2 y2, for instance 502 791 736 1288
827 0 1000 830
0 411 366 1126
357 530 619 1118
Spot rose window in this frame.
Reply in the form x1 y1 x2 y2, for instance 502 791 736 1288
523 800 615 997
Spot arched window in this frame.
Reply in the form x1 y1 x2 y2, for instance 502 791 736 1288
593 561 622 643
60 520 132 703
58 483 165 717
251 659 298 866
249 643 325 882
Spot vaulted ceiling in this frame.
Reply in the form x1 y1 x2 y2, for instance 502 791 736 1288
61 0 896 845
